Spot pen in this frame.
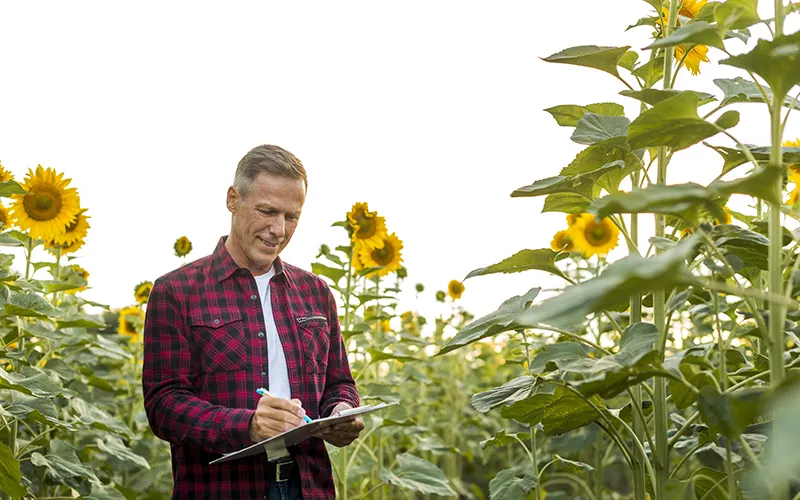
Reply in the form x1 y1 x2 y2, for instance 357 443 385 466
256 388 313 423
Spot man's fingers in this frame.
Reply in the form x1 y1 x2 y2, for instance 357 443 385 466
261 396 306 418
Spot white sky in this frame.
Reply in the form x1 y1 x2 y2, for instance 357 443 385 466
0 2 798 322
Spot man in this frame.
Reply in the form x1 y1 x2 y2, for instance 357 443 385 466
143 145 364 500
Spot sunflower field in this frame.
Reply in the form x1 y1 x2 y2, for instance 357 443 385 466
3 0 800 499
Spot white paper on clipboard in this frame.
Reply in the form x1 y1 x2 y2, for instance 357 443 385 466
210 401 398 465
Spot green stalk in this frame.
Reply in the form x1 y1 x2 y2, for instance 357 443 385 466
653 2 679 497
522 330 541 500
630 179 647 500
713 286 737 497
769 3 787 499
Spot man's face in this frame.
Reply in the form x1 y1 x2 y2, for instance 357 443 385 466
226 172 306 275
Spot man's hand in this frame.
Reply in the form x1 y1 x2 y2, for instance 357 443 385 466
249 393 307 442
312 402 365 447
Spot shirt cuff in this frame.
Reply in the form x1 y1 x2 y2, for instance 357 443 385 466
224 408 257 448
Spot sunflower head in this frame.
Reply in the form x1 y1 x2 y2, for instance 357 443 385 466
401 311 420 335
447 280 465 301
675 44 709 76
0 162 13 183
370 319 392 334
52 209 90 247
64 264 89 295
784 138 800 148
347 202 387 250
550 230 575 252
118 306 142 341
0 205 10 229
714 206 733 225
566 214 584 226
134 281 153 305
45 237 85 256
568 213 620 258
10 165 81 241
358 232 403 277
174 236 193 257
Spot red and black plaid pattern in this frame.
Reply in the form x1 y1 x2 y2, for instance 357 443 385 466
142 236 359 499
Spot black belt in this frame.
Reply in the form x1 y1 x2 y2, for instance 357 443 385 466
266 457 297 483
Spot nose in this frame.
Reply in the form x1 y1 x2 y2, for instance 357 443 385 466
270 216 286 239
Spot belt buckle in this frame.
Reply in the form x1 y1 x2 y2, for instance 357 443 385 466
275 460 293 483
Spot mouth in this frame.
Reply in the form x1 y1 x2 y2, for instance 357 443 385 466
257 236 280 249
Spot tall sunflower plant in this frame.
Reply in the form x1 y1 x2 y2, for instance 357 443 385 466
0 164 170 499
436 1 800 499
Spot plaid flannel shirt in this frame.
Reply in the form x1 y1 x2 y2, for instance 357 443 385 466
142 236 359 499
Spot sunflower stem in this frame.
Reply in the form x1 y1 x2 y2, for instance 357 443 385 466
652 2 680 498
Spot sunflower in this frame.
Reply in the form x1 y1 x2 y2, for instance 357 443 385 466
0 205 10 229
65 264 89 294
568 213 620 257
134 281 153 305
662 1 709 76
45 237 85 256
174 236 192 257
447 280 465 301
358 232 403 277
787 166 800 205
10 165 81 241
52 209 89 247
550 230 575 252
118 306 142 341
714 206 733 225
347 202 387 250
0 162 13 183
370 319 392 333
566 214 583 226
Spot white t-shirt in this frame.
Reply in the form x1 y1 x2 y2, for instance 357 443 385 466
253 267 291 399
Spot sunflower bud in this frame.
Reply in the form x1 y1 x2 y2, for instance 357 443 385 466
435 290 446 302
415 283 425 293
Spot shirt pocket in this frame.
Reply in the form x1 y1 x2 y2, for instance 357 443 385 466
190 309 248 373
296 315 330 374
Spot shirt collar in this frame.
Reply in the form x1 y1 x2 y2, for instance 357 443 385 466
211 236 292 287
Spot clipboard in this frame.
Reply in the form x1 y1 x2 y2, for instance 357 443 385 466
210 401 398 464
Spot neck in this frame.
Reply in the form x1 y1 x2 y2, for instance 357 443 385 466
224 234 274 275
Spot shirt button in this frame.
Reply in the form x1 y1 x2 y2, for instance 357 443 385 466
250 294 258 301
213 319 220 326
261 371 267 378
257 331 265 339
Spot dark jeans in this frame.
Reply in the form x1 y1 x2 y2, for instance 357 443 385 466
268 474 303 500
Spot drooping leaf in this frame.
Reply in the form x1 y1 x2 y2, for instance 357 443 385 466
480 430 531 450
0 442 27 499
6 393 75 430
646 21 725 50
714 77 800 108
499 383 558 424
710 166 783 204
550 454 595 473
542 45 631 79
85 484 127 500
379 453 456 497
70 398 134 438
529 342 588 374
464 249 567 281
697 385 767 439
489 468 538 500
438 288 541 355
715 0 761 29
571 113 631 145
311 263 347 285
542 193 590 214
541 386 604 435
0 180 27 197
0 366 75 398
96 436 150 470
56 314 107 329
471 376 536 413
711 224 770 270
618 50 639 70
31 440 101 485
590 182 725 222
544 102 625 127
705 142 800 173
367 348 420 363
621 88 717 107
721 31 800 101
513 239 699 329
627 92 724 150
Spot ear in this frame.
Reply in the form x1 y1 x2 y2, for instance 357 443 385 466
226 186 239 214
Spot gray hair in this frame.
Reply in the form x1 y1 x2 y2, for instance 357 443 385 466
233 145 307 197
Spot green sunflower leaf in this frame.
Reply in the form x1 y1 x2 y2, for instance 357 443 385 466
488 468 538 500
544 102 625 127
571 113 631 145
366 348 420 363
697 385 767 440
550 455 595 473
480 430 530 450
4 290 57 317
0 442 27 499
513 237 700 329
714 77 800 108
0 232 24 247
720 31 800 101
437 288 541 356
311 263 347 285
96 436 150 470
645 21 726 50
627 92 724 150
0 180 27 198
471 376 537 413
542 45 632 79
541 386 604 435
631 56 665 88
710 224 770 270
715 0 761 29
618 50 640 70
5 393 75 430
0 366 75 398
85 484 127 500
542 193 590 215
379 453 456 497
463 249 567 281
31 440 101 485
70 398 134 439
705 142 800 173
499 383 558 424
710 166 783 204
620 89 717 107
589 182 725 222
